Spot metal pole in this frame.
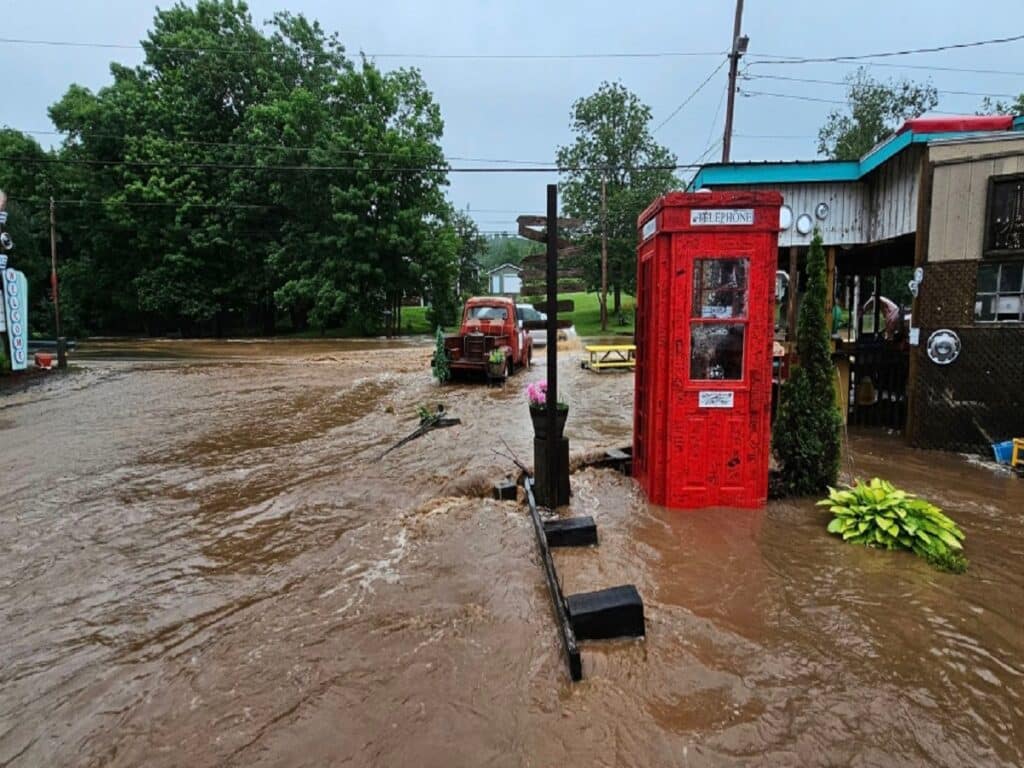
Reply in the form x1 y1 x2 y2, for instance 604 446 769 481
50 198 66 369
600 173 608 332
546 184 559 506
721 0 745 163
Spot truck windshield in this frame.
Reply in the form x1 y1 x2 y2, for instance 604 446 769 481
467 307 508 321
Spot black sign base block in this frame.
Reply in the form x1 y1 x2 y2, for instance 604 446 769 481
533 437 570 508
567 585 646 641
544 516 598 547
493 480 518 501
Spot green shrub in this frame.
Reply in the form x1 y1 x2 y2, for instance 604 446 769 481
773 230 842 495
431 326 450 383
819 478 967 573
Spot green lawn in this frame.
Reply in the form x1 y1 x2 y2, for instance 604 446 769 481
402 292 636 338
553 291 635 338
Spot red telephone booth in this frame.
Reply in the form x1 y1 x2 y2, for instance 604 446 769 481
633 191 782 509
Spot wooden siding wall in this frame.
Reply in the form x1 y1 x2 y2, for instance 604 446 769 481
719 183 867 247
928 137 1024 263
865 146 921 243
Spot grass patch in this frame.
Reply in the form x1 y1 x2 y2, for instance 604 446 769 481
523 291 635 338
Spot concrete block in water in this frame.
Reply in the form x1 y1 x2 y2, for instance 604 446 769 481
543 516 598 547
567 585 645 640
493 480 518 501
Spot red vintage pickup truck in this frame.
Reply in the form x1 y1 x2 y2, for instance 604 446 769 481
443 296 532 379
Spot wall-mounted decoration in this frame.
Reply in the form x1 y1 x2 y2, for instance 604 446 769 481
795 213 813 235
926 329 961 365
985 173 1024 255
779 205 793 230
814 202 830 220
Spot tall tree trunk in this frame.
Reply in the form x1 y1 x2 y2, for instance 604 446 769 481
613 285 622 314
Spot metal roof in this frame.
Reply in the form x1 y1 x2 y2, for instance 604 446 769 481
689 115 1024 190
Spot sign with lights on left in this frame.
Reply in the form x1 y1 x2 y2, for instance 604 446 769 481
3 268 28 371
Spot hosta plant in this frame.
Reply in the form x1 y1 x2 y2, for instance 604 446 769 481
819 478 967 573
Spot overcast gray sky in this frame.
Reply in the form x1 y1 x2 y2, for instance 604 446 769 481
2 1 1022 233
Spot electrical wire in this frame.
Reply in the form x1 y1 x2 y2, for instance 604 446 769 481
743 73 1019 100
0 155 699 173
653 58 729 133
748 33 1024 65
4 127 559 166
0 36 726 60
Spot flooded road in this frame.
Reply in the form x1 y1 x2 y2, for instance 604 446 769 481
1 339 1021 766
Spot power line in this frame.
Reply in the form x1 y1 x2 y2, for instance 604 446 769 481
5 127 559 166
0 36 726 60
743 73 1019 100
740 90 967 115
749 59 1024 78
748 33 1024 65
0 155 699 173
741 90 847 105
653 57 729 133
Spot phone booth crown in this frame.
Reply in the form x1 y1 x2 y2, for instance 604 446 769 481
633 190 783 509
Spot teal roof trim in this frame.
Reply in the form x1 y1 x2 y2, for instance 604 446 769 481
689 127 1024 190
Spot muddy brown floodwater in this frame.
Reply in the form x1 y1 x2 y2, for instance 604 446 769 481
1 338 1022 767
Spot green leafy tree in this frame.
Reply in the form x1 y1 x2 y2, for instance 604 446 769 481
451 210 486 297
818 67 938 160
0 130 62 335
479 235 532 272
977 93 1024 116
39 0 457 338
557 82 678 323
772 231 842 496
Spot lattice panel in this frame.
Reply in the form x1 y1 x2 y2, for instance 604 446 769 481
910 325 1024 453
916 261 976 328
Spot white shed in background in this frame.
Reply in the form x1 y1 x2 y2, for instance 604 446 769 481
487 263 522 295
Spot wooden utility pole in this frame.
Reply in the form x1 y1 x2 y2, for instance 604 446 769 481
721 0 746 163
49 198 66 369
600 173 608 332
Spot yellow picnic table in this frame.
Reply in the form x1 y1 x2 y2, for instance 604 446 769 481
583 344 636 371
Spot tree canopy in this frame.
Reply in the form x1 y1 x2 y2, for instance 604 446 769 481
556 82 678 321
3 0 468 337
817 67 939 160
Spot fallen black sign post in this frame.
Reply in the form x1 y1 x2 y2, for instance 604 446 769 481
524 476 646 681
524 476 582 681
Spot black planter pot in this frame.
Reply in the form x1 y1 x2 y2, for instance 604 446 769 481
530 406 568 440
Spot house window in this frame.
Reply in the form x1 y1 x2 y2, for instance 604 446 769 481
975 262 1024 322
690 258 748 380
985 174 1024 255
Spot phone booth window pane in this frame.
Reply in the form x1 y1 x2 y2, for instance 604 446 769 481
689 324 745 380
692 258 749 318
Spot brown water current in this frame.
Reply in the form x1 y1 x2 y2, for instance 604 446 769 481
1 339 1021 766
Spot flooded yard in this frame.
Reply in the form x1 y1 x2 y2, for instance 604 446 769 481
1 339 1021 766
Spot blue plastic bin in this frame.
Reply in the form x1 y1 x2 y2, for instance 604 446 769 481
992 440 1013 464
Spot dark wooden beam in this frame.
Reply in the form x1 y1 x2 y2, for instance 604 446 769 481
524 478 582 681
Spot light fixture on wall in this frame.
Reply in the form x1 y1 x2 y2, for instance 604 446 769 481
926 329 961 365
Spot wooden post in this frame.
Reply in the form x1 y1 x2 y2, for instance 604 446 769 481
905 158 934 445
826 246 836 336
721 0 746 163
49 198 67 369
786 246 799 343
600 173 608 332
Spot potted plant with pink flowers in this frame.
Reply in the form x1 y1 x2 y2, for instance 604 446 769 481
526 380 568 439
